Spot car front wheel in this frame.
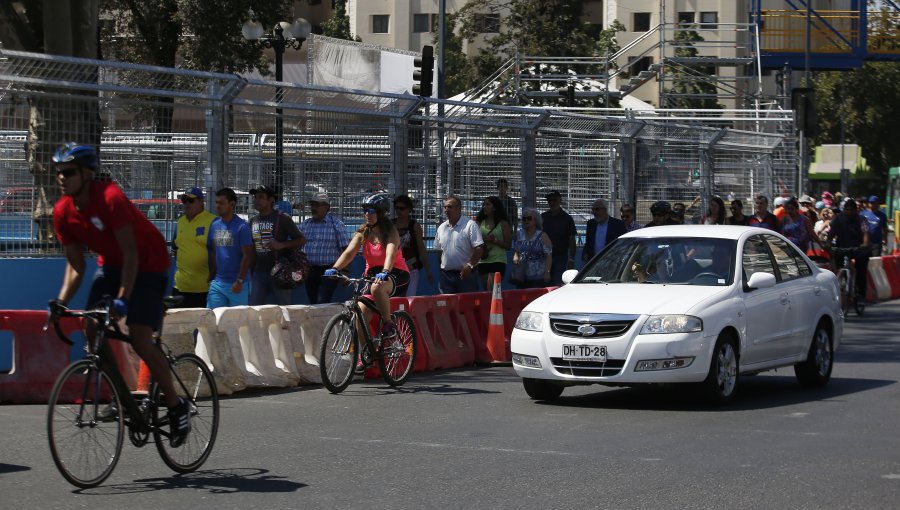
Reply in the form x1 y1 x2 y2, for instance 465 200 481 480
794 321 833 387
702 334 739 405
522 378 564 401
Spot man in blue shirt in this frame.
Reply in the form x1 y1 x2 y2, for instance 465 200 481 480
582 198 626 264
862 195 888 256
207 188 254 308
299 194 349 304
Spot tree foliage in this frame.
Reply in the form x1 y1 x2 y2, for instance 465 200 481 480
433 13 478 98
319 0 359 41
813 63 900 187
664 29 722 110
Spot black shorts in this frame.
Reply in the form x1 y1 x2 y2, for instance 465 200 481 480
365 267 410 297
87 267 168 331
477 261 506 277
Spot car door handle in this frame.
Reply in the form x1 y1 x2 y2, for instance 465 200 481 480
780 294 789 305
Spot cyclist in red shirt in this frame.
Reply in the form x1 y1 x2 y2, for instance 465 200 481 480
49 143 190 447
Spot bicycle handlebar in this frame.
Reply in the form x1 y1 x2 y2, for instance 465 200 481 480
831 246 862 254
44 297 125 347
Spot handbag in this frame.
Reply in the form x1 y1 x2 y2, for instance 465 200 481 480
509 259 527 285
270 213 310 289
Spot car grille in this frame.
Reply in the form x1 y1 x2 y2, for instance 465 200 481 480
550 317 636 338
550 358 626 377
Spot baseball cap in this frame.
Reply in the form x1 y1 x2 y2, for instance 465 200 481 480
180 186 204 200
799 194 813 204
868 195 880 203
774 197 786 207
545 190 562 200
308 193 330 205
249 184 277 198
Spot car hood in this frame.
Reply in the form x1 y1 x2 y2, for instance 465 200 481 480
527 283 729 316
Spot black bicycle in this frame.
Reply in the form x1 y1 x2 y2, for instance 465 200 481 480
832 246 866 316
319 275 418 394
45 297 220 488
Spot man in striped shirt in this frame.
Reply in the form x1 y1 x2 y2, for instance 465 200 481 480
300 194 349 304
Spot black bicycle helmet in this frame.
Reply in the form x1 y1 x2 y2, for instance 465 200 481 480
52 142 98 170
361 193 391 213
650 200 672 215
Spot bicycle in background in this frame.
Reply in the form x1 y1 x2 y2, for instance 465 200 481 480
319 274 418 394
831 246 866 317
45 296 220 488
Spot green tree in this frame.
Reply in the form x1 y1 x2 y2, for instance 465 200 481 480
433 13 478 98
813 63 900 191
664 29 722 110
320 0 359 41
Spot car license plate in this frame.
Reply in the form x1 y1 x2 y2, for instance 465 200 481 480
562 344 607 362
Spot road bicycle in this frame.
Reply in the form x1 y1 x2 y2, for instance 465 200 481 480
832 246 866 316
319 275 418 394
45 296 220 488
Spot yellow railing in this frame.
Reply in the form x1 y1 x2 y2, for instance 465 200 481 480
760 9 900 55
759 10 858 54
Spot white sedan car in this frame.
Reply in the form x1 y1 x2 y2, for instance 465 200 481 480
511 225 843 404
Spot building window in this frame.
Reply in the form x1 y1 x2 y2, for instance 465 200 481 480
700 12 718 29
626 56 653 77
413 13 436 33
372 15 390 34
633 12 651 32
474 13 501 33
677 12 695 26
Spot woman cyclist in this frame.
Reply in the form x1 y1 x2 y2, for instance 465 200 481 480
326 194 409 341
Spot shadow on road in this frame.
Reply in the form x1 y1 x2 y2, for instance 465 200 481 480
534 374 894 412
0 463 30 474
74 468 306 495
838 300 900 363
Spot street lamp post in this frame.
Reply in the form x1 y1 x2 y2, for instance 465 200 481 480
242 15 311 194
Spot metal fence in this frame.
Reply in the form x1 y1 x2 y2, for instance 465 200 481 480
0 49 793 256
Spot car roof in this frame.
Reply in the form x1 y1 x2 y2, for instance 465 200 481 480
620 225 765 241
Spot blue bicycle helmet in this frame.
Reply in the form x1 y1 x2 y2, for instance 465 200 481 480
52 142 98 170
361 193 391 213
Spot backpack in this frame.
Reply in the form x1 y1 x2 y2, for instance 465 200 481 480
270 213 310 289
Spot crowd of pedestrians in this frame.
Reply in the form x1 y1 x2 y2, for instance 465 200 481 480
169 179 890 304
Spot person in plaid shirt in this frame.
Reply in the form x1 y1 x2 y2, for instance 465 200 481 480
300 194 349 303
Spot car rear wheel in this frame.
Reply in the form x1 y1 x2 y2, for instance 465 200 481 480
702 334 739 405
794 321 833 387
522 378 564 401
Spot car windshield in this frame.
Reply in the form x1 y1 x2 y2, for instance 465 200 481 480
576 236 737 286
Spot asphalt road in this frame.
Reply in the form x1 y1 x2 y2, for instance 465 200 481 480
2 301 899 510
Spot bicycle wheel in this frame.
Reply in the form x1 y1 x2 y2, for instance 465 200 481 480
379 310 417 387
152 353 219 473
838 272 851 315
319 313 358 394
47 360 124 488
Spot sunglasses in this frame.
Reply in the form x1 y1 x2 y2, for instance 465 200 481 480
362 207 378 214
394 205 408 211
56 167 79 178
182 197 196 204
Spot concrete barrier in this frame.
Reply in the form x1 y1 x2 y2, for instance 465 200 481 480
868 257 892 301
162 308 241 395
252 305 300 387
282 303 343 384
214 306 287 388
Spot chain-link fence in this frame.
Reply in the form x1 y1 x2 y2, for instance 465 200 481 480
0 48 792 256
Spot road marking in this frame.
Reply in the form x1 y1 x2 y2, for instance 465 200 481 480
883 474 900 480
787 412 809 418
319 436 578 456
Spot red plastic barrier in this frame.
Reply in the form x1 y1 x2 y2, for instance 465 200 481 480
456 292 491 363
405 295 474 371
0 311 82 404
882 255 900 299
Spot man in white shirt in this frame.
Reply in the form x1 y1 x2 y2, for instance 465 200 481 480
433 195 484 293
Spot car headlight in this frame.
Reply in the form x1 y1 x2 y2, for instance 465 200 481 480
640 315 703 334
515 311 543 332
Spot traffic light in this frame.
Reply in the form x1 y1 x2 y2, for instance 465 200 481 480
413 45 434 97
792 87 817 136
558 84 575 107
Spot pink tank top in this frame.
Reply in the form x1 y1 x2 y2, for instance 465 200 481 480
363 237 409 274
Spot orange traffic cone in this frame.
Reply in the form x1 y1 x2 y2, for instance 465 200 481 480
485 272 511 365
136 360 152 394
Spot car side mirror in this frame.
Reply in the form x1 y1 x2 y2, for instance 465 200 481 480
746 272 776 289
561 269 578 284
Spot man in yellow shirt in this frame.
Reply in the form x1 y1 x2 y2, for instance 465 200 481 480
172 187 216 307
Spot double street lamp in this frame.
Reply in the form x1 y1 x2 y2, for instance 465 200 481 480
242 14 312 194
